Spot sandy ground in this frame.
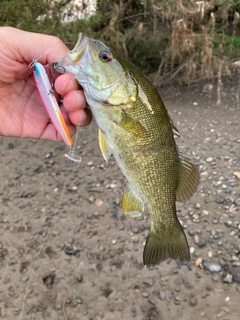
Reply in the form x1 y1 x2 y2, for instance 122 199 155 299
0 79 239 320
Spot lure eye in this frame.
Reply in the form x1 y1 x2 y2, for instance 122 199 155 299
99 51 112 62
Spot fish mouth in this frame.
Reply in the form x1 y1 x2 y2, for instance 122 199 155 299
52 33 90 73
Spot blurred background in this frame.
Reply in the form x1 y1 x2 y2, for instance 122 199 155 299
1 0 240 90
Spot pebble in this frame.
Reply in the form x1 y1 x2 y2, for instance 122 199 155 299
232 262 240 267
95 199 103 206
208 250 213 258
111 239 117 245
195 257 203 268
232 267 240 283
189 296 198 306
223 274 233 283
159 291 166 300
235 198 240 206
203 262 222 273
197 237 207 248
225 220 233 227
189 247 195 254
142 291 149 298
206 157 213 163
132 227 139 234
72 299 82 306
76 275 83 283
20 276 29 282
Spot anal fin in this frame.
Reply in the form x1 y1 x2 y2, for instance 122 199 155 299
122 187 144 219
176 153 200 202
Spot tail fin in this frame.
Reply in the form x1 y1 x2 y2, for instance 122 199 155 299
143 222 190 267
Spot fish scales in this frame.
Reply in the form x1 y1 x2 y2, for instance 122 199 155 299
53 33 200 267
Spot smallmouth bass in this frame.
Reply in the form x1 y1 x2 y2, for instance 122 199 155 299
53 34 200 267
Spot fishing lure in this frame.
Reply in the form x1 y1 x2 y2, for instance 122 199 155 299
29 58 81 162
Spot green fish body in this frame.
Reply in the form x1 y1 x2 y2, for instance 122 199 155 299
53 34 200 267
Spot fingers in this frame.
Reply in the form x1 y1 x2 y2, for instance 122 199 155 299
54 74 79 95
55 74 92 127
69 108 92 127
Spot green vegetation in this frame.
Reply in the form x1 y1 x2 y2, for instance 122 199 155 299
0 0 240 86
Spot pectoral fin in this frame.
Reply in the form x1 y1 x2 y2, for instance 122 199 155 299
122 187 144 219
98 128 113 161
176 153 200 202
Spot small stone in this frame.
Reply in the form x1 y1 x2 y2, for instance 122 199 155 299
235 198 240 206
20 276 29 282
189 296 198 306
95 199 103 206
111 239 117 245
159 291 166 300
197 237 206 248
109 183 117 188
206 157 213 163
45 152 52 158
195 203 201 209
203 262 222 273
232 267 240 283
142 291 149 298
193 213 199 220
223 274 233 283
225 220 233 227
72 299 82 306
195 257 203 268
132 227 139 234
190 247 195 254
55 303 62 310
71 185 78 191
76 275 83 283
88 196 94 203
232 262 240 267
194 235 199 244
175 295 182 302
208 250 213 258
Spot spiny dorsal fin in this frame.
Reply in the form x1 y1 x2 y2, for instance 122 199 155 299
98 128 113 161
176 153 200 202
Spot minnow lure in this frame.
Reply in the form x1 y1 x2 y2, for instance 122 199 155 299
29 58 81 162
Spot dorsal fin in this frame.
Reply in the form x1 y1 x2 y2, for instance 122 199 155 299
176 153 200 202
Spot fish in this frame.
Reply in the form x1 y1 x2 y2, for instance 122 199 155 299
53 33 200 267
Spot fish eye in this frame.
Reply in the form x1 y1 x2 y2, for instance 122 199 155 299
99 51 112 62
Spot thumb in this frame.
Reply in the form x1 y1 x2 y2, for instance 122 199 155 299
0 27 69 79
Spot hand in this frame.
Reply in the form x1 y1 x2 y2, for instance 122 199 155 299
0 27 91 142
